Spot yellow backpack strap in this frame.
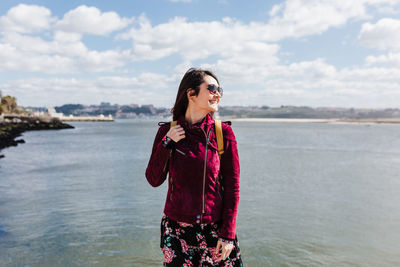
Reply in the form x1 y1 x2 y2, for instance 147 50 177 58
170 121 177 127
215 120 224 160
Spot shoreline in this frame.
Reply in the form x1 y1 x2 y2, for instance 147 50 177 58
60 116 113 121
227 117 400 124
0 114 74 159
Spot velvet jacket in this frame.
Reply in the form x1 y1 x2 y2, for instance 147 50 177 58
145 112 240 240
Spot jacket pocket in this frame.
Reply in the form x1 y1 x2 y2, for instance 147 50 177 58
175 148 186 156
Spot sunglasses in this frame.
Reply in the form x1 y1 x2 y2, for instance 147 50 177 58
207 84 223 97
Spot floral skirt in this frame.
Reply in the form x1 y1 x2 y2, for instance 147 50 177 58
160 213 243 266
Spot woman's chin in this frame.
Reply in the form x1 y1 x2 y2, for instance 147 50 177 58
209 105 218 112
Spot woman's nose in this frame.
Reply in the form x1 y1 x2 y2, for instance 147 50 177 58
213 92 222 98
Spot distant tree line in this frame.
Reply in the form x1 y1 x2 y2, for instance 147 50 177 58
54 103 169 117
218 105 400 119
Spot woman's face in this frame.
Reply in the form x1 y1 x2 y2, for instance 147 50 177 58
188 75 221 113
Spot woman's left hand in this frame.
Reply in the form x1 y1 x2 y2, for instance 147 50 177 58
215 240 234 261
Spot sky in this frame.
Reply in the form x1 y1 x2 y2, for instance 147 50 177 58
1 0 400 109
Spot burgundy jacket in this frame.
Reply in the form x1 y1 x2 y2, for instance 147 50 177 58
145 112 240 240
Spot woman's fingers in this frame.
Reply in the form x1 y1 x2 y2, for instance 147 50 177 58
173 126 185 135
216 242 233 261
167 126 185 142
174 126 185 139
215 241 223 261
173 126 183 132
175 128 185 135
224 247 232 259
215 241 221 256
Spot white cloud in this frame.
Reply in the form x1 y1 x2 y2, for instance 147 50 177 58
119 0 400 63
0 73 172 107
375 4 400 14
365 52 400 66
267 0 369 39
80 49 132 72
0 43 75 73
119 15 281 63
0 4 54 33
358 18 400 50
55 5 133 35
202 57 336 87
2 32 53 54
201 57 400 107
0 31 131 73
2 56 400 108
0 4 134 73
53 31 82 43
264 0 400 41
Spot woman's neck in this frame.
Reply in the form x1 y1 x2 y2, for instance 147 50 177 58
184 105 209 126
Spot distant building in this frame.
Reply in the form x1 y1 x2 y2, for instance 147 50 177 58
33 110 46 116
47 107 64 118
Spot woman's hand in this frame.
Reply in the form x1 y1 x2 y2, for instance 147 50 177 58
215 240 234 261
166 125 185 142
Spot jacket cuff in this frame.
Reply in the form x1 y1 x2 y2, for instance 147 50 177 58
161 135 176 149
219 214 237 239
218 237 235 244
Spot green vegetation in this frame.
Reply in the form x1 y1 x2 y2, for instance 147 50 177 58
218 105 400 119
55 104 85 115
0 90 25 115
53 103 168 117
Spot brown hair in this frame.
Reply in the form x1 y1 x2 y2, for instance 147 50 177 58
171 68 219 121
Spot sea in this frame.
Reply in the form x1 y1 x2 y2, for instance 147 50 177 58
1 119 400 266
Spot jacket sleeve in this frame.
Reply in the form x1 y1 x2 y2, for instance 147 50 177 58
218 123 240 240
145 123 172 187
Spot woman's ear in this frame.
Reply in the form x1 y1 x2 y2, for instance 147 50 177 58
186 88 195 102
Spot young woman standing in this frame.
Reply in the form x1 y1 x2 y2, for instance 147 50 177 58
145 68 242 266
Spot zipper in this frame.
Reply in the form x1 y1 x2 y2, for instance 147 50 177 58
201 128 211 214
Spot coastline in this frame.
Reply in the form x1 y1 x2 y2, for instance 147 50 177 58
227 117 400 124
0 114 74 158
60 116 113 121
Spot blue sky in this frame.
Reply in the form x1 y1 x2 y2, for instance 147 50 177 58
1 0 400 108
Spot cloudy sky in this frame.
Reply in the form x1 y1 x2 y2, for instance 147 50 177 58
1 0 400 109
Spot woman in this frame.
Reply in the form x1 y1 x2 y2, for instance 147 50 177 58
145 68 242 266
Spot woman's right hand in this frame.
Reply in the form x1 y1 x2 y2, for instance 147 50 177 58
166 125 185 142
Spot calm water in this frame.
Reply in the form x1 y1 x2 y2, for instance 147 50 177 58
1 119 400 266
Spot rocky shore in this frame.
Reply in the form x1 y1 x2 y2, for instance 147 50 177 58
0 114 74 159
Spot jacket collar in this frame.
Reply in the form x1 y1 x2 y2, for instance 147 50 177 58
177 112 214 131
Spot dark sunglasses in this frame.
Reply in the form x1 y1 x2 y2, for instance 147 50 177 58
208 84 223 97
